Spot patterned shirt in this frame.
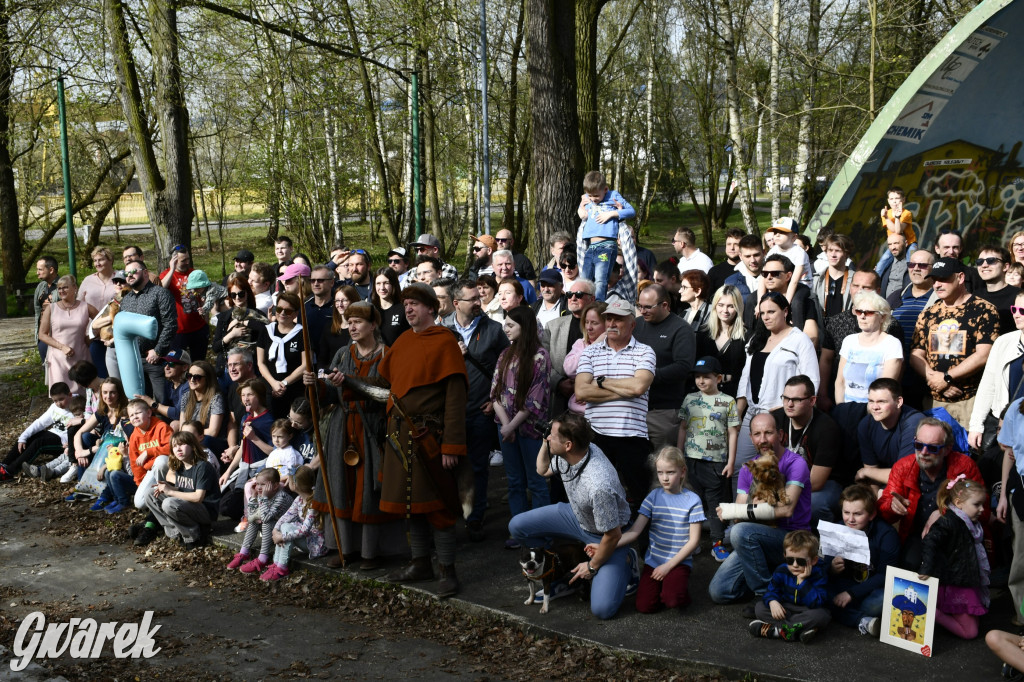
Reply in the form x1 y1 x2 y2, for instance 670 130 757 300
119 281 177 355
490 348 551 440
274 493 327 558
911 295 1000 399
554 444 632 535
639 488 706 568
678 391 740 463
577 336 656 438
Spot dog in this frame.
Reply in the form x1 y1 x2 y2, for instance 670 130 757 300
519 542 588 614
745 451 790 508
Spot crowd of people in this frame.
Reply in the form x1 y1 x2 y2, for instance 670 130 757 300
8 174 1024 673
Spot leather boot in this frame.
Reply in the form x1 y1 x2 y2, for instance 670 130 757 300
386 556 434 583
437 563 459 598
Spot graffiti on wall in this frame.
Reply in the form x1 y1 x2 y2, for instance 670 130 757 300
826 139 1024 268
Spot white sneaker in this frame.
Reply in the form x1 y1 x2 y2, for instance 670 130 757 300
489 451 503 467
59 468 76 484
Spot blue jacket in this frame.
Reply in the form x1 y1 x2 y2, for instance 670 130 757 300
825 518 901 601
764 562 829 608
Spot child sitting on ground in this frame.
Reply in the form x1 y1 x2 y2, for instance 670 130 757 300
123 398 172 512
3 382 73 481
919 475 991 640
588 446 703 613
677 356 739 562
750 530 831 643
144 430 220 550
89 442 133 513
50 396 88 483
182 420 220 470
826 484 900 636
227 467 295 575
262 465 326 582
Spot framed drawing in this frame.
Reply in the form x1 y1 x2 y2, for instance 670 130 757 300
881 566 939 657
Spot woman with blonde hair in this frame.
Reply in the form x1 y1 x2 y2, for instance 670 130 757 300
39 275 98 394
835 291 902 404
707 285 746 397
79 246 118 378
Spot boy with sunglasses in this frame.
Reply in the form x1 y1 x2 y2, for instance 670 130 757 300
749 530 831 643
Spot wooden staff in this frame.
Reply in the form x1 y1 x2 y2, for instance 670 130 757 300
296 276 346 567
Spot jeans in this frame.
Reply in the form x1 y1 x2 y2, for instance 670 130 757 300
812 479 843 526
174 326 210 365
466 412 495 523
582 239 618 301
106 469 137 506
831 588 885 628
500 431 549 518
509 502 630 619
708 522 789 603
273 520 309 566
143 361 166 402
89 339 109 379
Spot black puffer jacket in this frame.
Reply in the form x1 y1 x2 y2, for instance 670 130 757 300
919 510 982 587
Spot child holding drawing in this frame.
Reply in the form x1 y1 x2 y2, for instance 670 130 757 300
825 484 900 636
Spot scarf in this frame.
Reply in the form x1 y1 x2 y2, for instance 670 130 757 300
950 504 990 606
266 322 302 374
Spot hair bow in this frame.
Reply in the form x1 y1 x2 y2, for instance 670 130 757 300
946 473 966 490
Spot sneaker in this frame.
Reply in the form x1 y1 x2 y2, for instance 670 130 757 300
858 616 881 637
240 557 268 575
260 564 290 582
1003 663 1024 680
749 620 777 638
226 553 248 570
0 464 10 481
504 537 521 550
89 498 108 511
183 536 207 551
104 501 125 514
711 541 730 563
20 462 33 477
133 525 159 547
489 450 503 467
624 547 641 597
798 627 819 644
234 518 248 534
59 468 76 484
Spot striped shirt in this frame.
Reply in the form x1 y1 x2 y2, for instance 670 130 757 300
577 336 656 438
892 290 932 354
639 488 706 568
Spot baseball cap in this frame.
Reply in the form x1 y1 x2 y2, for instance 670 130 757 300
603 299 635 317
768 217 797 234
160 349 191 365
409 234 441 250
112 270 127 284
387 247 408 260
693 355 724 375
474 234 498 252
234 249 255 263
538 269 563 286
278 262 312 281
185 270 212 290
930 257 965 280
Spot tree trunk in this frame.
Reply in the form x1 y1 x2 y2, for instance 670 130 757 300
323 107 343 246
790 0 819 225
420 61 443 243
769 0 781 221
0 3 25 289
501 0 525 235
716 0 758 234
575 0 606 172
527 0 584 260
105 0 192 270
638 27 655 231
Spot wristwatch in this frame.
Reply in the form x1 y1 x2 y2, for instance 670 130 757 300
943 373 955 386
596 376 606 389
281 379 289 388
587 562 598 576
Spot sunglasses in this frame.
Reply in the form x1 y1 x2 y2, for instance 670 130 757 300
187 373 206 382
914 440 944 455
125 269 143 276
496 237 511 243
163 362 178 369
567 291 591 299
230 291 247 300
784 556 809 567
414 246 430 253
853 308 880 316
388 258 404 264
472 246 485 252
310 277 333 283
907 262 931 270
976 257 1004 266
1011 305 1024 316
352 249 368 256
277 307 296 315
762 269 785 278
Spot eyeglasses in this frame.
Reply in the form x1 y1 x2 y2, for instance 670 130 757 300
455 296 481 303
976 257 1004 266
1011 305 1024 316
567 291 591 299
913 440 945 455
637 303 662 312
1013 243 1024 251
277 307 296 315
781 395 812 404
230 291 247 300
853 309 880 317
333 300 348 309
388 258 404 264
187 373 206 382
762 269 785 278
907 262 931 270
784 556 809 567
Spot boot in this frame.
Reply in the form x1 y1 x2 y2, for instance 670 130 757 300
437 563 459 598
386 556 434 583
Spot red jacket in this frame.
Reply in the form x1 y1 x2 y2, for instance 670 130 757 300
878 451 987 542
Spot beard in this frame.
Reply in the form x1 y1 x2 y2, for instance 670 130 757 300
473 255 491 271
